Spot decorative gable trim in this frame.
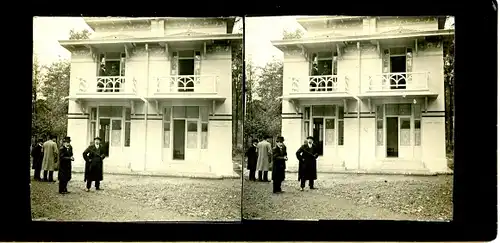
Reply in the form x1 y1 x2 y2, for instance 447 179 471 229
379 27 421 35
167 30 210 37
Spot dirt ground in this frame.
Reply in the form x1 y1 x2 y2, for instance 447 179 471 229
242 172 453 221
30 173 241 221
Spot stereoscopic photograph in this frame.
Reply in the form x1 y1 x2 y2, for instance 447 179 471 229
31 16 243 221
242 15 455 221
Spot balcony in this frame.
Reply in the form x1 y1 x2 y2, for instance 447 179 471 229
71 76 140 101
152 75 225 101
283 75 350 101
362 72 438 99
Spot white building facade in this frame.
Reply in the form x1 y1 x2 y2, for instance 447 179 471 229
272 16 453 174
60 17 241 178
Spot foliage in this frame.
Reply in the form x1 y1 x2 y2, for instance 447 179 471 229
232 40 244 151
69 29 91 40
282 29 304 40
443 33 455 154
244 60 283 146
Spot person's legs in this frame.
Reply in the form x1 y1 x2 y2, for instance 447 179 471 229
258 171 263 181
309 180 315 189
263 171 269 182
300 178 306 189
95 181 101 190
48 171 54 182
272 180 279 193
43 171 48 181
86 180 92 190
58 180 65 193
63 180 69 192
34 167 41 180
249 169 256 181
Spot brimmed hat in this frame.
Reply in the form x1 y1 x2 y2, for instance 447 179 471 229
251 138 258 143
94 137 102 141
306 136 314 140
37 139 44 143
63 137 71 143
276 136 285 142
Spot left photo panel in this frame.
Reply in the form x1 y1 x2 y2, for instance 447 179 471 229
31 16 243 221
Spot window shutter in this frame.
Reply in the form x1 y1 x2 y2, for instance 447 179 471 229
406 48 413 73
382 49 389 73
170 52 178 75
194 51 201 76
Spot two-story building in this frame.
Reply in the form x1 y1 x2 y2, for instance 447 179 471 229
272 16 453 174
59 17 242 178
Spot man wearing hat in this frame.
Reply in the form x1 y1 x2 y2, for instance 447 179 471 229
296 136 319 191
256 135 273 182
272 136 288 193
245 138 259 181
82 137 106 191
58 137 74 194
31 139 45 181
41 135 59 182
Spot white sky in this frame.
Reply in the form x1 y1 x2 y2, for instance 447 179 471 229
33 17 93 66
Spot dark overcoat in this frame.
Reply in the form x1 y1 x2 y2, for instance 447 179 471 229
82 144 105 182
31 144 43 170
272 145 287 182
245 146 258 171
58 145 73 182
295 144 318 181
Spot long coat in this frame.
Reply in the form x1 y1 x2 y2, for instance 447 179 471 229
296 144 318 181
256 140 272 171
41 140 58 171
82 144 105 182
58 145 73 182
272 145 287 182
31 144 43 170
245 145 258 171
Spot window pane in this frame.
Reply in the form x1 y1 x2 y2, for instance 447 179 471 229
400 118 411 146
338 106 344 119
201 123 208 149
187 121 197 149
386 104 398 115
173 106 186 118
164 107 171 121
179 50 194 57
415 120 421 146
304 121 310 139
304 107 310 119
312 105 324 116
413 104 422 118
91 108 97 120
399 104 411 116
90 122 96 143
125 122 130 147
125 108 131 121
376 120 384 146
325 119 335 145
163 122 170 148
171 54 178 75
99 106 112 117
338 120 344 145
390 47 406 55
324 105 336 116
376 105 384 119
186 106 199 119
111 120 122 147
200 106 209 122
377 119 383 129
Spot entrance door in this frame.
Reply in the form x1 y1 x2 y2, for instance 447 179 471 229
99 118 110 157
323 118 336 159
386 117 398 157
390 56 406 89
173 120 186 160
109 118 123 160
312 118 324 156
398 117 412 159
185 120 199 161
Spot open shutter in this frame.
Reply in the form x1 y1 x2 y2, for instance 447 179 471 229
332 52 338 75
170 52 178 75
406 48 413 73
194 51 201 76
120 52 126 76
382 49 390 73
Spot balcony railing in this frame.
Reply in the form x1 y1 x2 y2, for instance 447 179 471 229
77 76 137 94
155 75 218 94
290 75 349 94
366 72 430 92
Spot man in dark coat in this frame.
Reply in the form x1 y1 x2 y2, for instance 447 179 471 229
245 139 259 181
83 137 106 191
31 139 44 181
58 137 74 194
272 136 287 193
296 136 319 191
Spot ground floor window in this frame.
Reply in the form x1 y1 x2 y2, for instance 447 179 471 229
88 106 131 157
163 106 209 161
376 104 422 158
302 104 344 156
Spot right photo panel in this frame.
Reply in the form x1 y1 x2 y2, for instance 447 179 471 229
243 16 455 221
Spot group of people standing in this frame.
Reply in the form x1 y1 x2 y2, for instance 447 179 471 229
245 135 319 193
30 136 107 193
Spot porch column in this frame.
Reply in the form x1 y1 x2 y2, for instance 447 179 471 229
208 115 233 177
67 100 89 173
421 113 447 173
282 99 302 172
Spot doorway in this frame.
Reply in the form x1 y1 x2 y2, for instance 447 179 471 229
173 120 186 160
390 56 406 89
312 118 324 156
386 117 398 157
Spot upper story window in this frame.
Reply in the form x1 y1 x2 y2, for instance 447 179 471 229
310 51 338 76
170 50 202 92
382 47 414 90
98 52 126 77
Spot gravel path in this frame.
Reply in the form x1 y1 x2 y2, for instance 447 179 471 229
30 173 241 221
242 172 453 221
